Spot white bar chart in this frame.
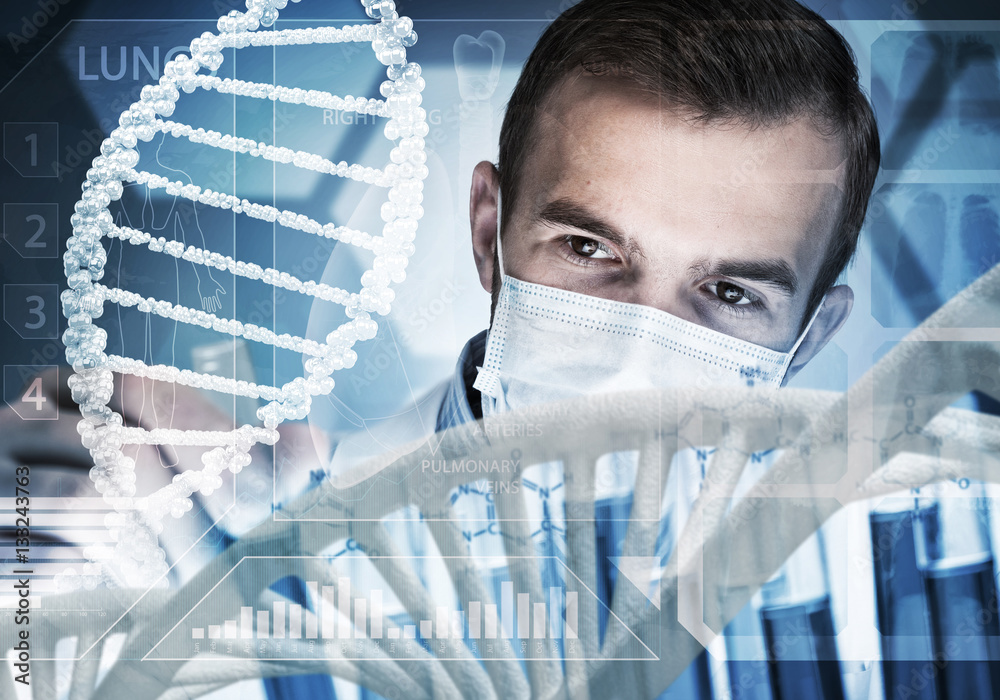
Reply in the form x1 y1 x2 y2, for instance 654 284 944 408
190 579 578 642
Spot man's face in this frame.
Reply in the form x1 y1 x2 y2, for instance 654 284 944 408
471 73 852 360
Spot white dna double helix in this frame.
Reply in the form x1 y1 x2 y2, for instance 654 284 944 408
59 0 428 587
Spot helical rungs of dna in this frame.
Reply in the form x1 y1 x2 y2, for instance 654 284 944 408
7 262 1000 699
60 0 427 589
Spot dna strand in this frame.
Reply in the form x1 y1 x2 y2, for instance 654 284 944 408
58 0 428 587
8 259 999 697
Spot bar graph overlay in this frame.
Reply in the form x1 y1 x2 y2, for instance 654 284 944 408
186 582 579 643
147 556 657 661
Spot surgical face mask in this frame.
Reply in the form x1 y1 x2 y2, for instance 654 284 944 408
473 191 823 418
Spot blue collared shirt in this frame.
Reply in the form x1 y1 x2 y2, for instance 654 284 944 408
435 329 487 433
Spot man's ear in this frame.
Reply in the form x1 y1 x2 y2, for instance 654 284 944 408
783 284 854 384
470 160 500 293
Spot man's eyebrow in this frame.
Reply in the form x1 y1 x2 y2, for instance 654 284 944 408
537 198 643 259
691 258 799 296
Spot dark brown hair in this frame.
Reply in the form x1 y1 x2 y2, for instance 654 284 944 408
496 0 880 327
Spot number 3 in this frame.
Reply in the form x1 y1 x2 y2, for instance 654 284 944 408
24 295 46 330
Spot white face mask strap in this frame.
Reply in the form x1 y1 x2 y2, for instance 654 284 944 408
495 188 506 279
783 295 826 369
475 187 507 405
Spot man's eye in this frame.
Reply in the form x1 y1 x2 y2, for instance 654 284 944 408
711 281 755 305
568 235 614 259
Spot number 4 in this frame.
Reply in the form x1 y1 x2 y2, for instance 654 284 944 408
22 377 47 411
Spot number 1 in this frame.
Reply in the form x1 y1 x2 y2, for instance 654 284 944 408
24 133 37 167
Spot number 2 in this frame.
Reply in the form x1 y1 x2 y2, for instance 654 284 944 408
24 214 46 248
